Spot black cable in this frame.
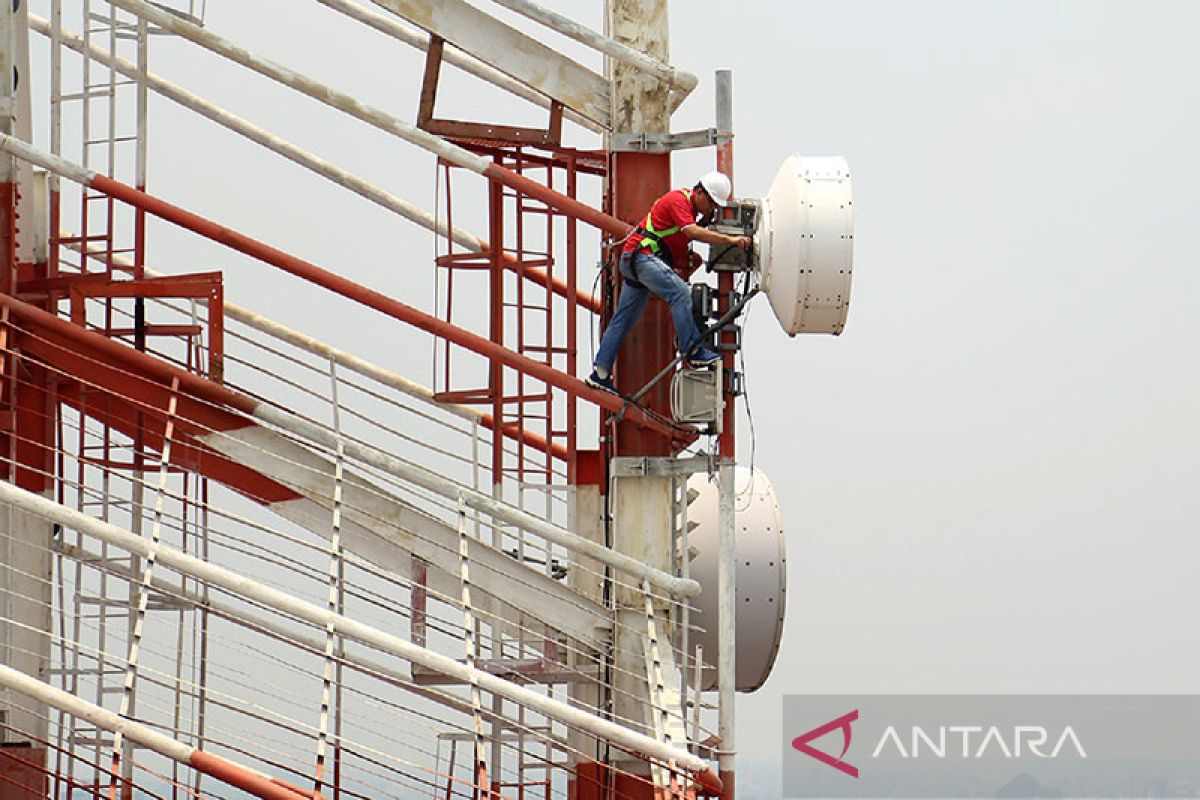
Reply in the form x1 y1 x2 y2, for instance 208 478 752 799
706 243 738 269
588 261 605 371
736 300 759 508
693 286 760 349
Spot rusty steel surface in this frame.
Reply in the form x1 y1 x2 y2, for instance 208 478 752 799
610 151 676 457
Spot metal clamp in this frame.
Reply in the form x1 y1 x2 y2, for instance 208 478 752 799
716 324 742 352
610 454 716 478
610 128 719 154
726 370 744 397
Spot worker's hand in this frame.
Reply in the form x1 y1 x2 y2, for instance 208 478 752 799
730 235 752 250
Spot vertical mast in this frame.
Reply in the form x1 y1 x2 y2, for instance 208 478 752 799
608 0 673 456
601 2 688 799
0 0 55 769
714 67 738 800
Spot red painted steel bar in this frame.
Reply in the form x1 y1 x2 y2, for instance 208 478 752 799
196 751 320 800
495 241 602 315
0 137 613 453
77 172 682 442
488 170 505 489
0 291 253 415
716 146 736 463
484 162 631 240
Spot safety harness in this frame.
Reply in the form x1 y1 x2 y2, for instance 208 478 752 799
631 188 692 270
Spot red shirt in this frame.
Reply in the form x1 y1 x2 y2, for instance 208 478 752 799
623 188 697 275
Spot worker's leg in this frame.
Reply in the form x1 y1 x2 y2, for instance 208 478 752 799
631 252 713 358
593 254 650 372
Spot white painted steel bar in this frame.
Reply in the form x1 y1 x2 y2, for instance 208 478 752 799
135 11 148 194
104 0 491 175
717 464 736 774
314 358 345 792
457 496 487 774
28 14 483 252
715 68 738 785
48 1 62 195
27 424 667 743
0 663 193 761
0 665 329 800
314 0 603 133
249 402 700 598
0 134 93 183
485 0 697 97
111 378 180 775
51 540 477 720
0 0 16 182
366 0 609 126
0 481 711 775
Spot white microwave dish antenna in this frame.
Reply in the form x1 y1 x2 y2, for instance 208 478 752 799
756 154 854 335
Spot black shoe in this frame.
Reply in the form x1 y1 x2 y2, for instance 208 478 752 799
585 370 617 393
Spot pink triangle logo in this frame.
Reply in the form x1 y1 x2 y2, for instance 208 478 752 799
791 709 859 779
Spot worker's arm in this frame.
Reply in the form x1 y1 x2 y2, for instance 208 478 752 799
681 224 751 250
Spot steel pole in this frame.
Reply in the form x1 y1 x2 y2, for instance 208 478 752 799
714 68 737 800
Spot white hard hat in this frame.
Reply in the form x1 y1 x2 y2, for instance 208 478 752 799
698 171 733 207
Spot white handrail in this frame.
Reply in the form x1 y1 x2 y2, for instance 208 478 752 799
315 0 603 133
486 0 698 101
0 481 710 775
105 0 491 175
30 14 482 252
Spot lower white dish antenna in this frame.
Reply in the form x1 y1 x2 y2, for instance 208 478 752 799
686 467 786 692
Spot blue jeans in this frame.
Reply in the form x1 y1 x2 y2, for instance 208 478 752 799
594 251 704 371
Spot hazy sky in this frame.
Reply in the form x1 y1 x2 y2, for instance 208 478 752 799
28 0 1200 794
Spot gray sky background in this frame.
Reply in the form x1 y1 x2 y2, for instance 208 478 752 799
28 1 1200 795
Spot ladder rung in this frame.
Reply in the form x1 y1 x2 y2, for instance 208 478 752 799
87 12 138 28
82 79 136 90
79 596 134 608
70 734 114 747
59 88 114 102
56 233 111 243
79 498 135 508
84 136 139 145
71 555 134 568
46 667 124 676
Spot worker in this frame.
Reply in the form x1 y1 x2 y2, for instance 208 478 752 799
586 171 752 393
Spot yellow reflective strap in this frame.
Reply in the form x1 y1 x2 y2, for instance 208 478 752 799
637 188 691 251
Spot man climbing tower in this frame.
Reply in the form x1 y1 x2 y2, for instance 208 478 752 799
587 171 752 393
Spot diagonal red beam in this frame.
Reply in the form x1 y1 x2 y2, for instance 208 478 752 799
7 305 299 504
75 171 660 432
0 135 685 443
494 243 602 315
5 289 574 468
